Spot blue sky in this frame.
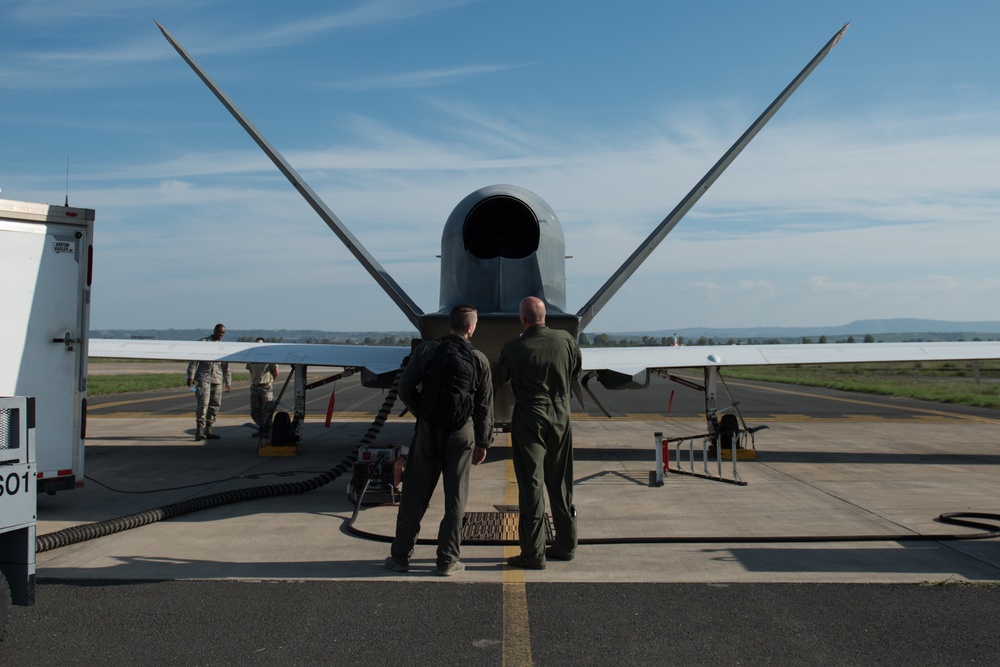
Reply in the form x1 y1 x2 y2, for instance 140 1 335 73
3 1 999 334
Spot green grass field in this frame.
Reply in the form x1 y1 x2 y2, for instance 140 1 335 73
88 373 251 396
722 361 1000 409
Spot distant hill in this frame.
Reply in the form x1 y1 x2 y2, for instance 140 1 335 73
606 319 1000 343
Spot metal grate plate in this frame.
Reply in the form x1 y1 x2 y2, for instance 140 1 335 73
461 508 555 544
0 408 16 451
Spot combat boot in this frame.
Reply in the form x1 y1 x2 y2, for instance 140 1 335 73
205 426 221 440
195 428 204 442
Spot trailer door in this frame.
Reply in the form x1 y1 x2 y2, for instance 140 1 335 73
0 217 89 490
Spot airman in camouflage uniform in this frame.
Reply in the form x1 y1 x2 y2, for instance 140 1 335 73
186 324 232 441
493 297 582 569
246 337 279 438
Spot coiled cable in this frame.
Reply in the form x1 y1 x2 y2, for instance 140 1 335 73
36 359 408 554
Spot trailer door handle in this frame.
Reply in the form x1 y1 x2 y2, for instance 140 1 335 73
52 331 80 351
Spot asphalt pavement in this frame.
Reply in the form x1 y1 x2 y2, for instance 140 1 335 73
3 378 1000 664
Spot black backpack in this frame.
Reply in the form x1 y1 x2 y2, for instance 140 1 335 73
419 335 478 431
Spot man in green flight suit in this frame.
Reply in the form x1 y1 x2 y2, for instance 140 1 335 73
385 304 494 576
493 296 582 569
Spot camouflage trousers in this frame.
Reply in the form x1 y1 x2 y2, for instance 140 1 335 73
194 381 223 431
249 383 274 428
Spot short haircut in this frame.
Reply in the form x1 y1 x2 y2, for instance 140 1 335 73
519 297 546 325
449 304 478 332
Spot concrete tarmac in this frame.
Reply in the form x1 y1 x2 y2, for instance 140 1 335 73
4 410 1000 664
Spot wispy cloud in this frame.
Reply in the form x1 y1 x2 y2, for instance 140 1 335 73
0 0 482 89
10 33 1000 328
324 63 528 91
81 96 1000 242
147 0 482 56
238 0 480 51
8 0 189 22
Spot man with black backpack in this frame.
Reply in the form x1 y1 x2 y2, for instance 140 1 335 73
384 305 494 576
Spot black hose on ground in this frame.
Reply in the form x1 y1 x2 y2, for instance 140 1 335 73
36 359 410 554
40 459 1000 551
36 457 357 553
344 510 1000 546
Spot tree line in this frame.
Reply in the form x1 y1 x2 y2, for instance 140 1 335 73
236 335 414 346
236 333 989 347
581 334 880 347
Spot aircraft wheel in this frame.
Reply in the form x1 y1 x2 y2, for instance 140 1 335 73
271 412 292 447
719 413 740 448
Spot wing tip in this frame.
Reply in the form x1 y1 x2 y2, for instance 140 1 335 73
832 22 850 47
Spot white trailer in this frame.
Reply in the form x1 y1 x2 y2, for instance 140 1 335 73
0 198 94 494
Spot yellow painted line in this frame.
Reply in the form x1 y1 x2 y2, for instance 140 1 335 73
89 394 187 410
502 435 533 667
573 413 980 424
89 413 199 419
88 411 415 421
720 379 1000 424
87 410 981 425
717 414 978 424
